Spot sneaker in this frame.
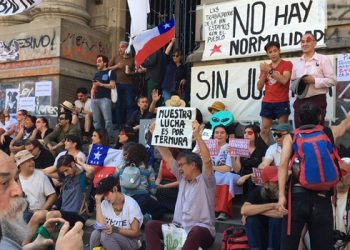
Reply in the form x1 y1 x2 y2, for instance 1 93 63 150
216 212 228 221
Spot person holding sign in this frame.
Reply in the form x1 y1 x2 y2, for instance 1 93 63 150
232 125 267 195
210 125 241 221
257 41 293 145
292 33 336 128
145 120 216 250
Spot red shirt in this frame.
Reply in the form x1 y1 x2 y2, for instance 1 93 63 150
260 59 293 103
161 161 177 182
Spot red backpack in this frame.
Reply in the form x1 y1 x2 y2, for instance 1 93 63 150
221 227 249 250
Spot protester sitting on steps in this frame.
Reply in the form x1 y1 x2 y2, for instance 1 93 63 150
90 176 143 250
145 120 216 250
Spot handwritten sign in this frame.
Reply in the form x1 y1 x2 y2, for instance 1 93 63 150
204 139 219 157
229 138 250 157
152 107 196 149
253 168 263 186
203 0 327 60
0 0 42 16
337 54 350 82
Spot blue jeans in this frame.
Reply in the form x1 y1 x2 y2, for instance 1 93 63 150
91 98 114 140
245 215 282 250
114 84 135 127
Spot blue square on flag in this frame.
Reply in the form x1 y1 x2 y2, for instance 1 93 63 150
87 144 109 166
158 18 175 34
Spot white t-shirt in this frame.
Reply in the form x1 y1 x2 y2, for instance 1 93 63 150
20 169 56 211
211 143 232 169
74 99 92 114
54 151 86 168
101 195 143 229
0 117 17 132
264 143 282 167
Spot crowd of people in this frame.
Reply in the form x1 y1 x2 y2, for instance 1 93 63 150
0 32 350 250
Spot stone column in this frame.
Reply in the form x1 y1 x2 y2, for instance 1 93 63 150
0 14 31 26
30 0 90 25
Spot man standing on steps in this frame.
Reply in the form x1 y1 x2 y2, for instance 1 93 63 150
91 55 116 142
292 33 336 128
257 41 292 145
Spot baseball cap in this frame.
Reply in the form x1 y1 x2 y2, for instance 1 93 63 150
262 166 278 183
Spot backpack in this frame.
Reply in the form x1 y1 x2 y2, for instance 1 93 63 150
120 163 141 189
289 125 341 191
221 227 249 250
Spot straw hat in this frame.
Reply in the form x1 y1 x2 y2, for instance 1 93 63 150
165 95 186 107
60 101 75 112
14 150 34 167
208 101 225 113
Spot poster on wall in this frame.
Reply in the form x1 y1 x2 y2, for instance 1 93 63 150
34 81 57 116
337 54 350 82
18 82 35 112
5 88 19 114
191 55 336 123
202 0 327 60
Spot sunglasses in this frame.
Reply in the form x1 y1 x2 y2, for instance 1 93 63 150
172 54 179 58
244 130 254 136
273 132 286 138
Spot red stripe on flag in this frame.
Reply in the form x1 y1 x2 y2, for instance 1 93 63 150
135 27 175 66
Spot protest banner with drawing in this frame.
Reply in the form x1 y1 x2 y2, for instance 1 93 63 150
151 107 196 149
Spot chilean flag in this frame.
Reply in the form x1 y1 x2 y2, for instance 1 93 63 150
87 144 124 187
133 18 175 66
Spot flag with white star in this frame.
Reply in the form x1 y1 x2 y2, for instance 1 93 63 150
132 18 175 66
87 144 124 186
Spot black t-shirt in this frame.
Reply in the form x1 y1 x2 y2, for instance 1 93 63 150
34 148 55 169
93 69 117 99
247 186 277 204
240 143 267 176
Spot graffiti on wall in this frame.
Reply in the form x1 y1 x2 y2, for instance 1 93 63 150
61 32 108 64
328 2 350 25
0 31 57 62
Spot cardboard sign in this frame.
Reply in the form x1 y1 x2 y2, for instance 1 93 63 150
152 107 196 149
253 168 263 186
229 138 250 157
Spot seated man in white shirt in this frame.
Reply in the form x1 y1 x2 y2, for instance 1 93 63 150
74 87 93 142
15 150 57 223
258 123 292 169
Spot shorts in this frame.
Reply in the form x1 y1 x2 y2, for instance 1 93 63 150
260 101 290 120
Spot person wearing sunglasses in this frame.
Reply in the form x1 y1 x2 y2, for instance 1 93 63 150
232 125 268 195
257 123 292 170
160 38 187 102
43 112 78 156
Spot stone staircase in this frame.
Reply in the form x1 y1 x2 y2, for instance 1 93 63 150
82 195 246 250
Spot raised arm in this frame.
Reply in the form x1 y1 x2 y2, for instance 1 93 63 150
193 120 213 177
331 110 350 141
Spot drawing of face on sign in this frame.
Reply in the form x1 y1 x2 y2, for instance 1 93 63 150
209 111 234 129
5 89 19 114
7 40 19 61
0 0 42 16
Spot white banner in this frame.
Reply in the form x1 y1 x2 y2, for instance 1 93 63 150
0 0 42 16
202 0 327 60
191 56 336 123
152 107 196 149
